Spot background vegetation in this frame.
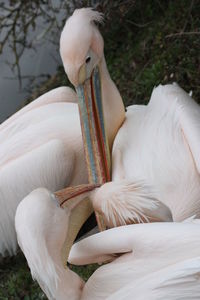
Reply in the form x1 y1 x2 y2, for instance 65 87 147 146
26 0 200 105
0 0 200 299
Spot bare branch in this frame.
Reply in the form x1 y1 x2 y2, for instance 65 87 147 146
165 31 200 38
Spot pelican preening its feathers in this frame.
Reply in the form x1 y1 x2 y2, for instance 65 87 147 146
2 6 200 299
0 7 124 256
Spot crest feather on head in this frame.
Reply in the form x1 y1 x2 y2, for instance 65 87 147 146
73 7 104 25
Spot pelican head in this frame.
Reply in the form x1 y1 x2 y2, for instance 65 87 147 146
15 187 84 300
60 8 104 87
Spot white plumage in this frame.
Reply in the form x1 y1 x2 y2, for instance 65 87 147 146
15 188 200 299
106 257 200 300
0 87 84 256
92 83 200 225
91 179 172 226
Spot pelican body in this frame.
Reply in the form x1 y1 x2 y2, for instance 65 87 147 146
15 188 200 300
0 87 85 256
93 84 200 225
112 84 200 221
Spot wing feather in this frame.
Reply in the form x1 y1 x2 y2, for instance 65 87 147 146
107 257 200 300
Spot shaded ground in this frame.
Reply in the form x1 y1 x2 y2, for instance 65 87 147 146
0 0 200 298
0 253 98 299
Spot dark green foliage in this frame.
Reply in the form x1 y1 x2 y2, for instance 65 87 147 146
0 253 47 299
70 264 99 282
103 1 200 106
30 1 200 106
0 252 98 299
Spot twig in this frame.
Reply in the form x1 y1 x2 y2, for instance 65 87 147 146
126 20 152 28
182 0 194 32
165 31 200 38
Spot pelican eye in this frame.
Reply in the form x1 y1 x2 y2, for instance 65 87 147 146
85 56 91 63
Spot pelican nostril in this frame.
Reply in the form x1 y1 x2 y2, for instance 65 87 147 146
85 56 91 64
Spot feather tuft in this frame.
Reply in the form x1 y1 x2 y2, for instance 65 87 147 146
92 180 172 227
73 8 104 25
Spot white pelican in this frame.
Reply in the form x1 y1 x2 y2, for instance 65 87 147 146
15 187 200 299
92 83 200 226
0 8 125 256
59 9 200 228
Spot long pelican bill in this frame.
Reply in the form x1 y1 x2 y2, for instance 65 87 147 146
76 66 111 184
76 66 111 230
